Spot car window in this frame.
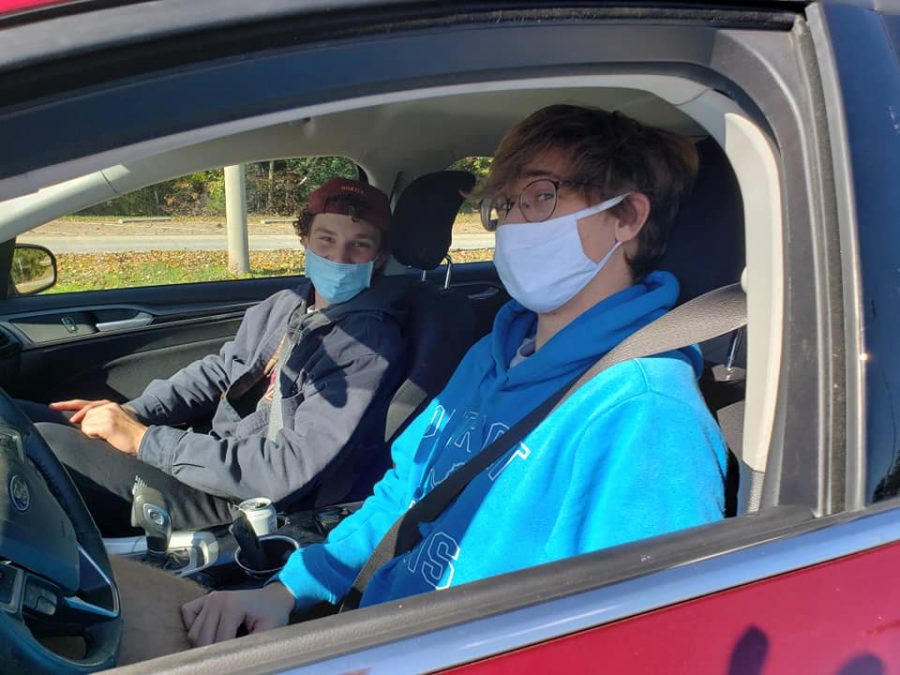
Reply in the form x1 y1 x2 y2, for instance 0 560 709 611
18 156 357 294
449 156 494 264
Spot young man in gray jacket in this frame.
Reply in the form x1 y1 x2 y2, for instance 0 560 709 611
37 178 409 534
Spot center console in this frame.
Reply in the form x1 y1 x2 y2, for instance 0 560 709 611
104 502 361 588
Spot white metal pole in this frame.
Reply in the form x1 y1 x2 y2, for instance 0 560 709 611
224 164 250 274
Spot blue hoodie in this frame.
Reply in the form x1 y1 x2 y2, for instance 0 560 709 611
278 271 728 608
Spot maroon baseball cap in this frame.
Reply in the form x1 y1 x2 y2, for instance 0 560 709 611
307 178 391 231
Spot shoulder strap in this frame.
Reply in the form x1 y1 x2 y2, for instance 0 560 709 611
340 282 747 611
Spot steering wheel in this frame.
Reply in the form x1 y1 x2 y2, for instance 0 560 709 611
0 390 121 672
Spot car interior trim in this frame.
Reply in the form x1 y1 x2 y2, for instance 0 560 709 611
724 112 783 480
71 544 119 618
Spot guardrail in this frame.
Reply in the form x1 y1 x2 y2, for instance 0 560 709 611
116 217 172 224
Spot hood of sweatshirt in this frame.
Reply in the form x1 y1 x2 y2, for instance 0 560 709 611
489 270 702 388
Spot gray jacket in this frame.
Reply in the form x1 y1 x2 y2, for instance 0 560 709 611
130 275 409 508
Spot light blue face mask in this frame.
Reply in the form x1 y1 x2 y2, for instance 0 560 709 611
304 248 374 305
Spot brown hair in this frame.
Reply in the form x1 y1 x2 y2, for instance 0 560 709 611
479 104 699 281
293 193 390 253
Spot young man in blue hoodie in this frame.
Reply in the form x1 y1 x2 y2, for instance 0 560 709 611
175 104 729 648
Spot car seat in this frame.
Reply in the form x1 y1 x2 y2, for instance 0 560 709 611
658 137 751 515
386 170 478 444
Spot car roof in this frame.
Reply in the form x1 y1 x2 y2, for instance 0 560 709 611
0 84 714 238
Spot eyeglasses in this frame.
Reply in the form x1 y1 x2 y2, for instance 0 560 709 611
480 178 604 231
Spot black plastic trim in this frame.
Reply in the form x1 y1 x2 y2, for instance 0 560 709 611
0 274 304 316
816 3 900 503
0 1 802 73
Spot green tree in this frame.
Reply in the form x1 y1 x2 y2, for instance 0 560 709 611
77 157 357 219
245 156 356 215
449 156 492 212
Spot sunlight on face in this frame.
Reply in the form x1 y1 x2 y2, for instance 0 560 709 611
305 213 382 265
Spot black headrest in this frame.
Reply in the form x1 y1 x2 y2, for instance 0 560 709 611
391 170 477 270
657 138 745 304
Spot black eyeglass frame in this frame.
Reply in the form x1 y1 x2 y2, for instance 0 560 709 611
479 178 607 231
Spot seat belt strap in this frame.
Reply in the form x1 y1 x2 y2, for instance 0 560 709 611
341 282 746 611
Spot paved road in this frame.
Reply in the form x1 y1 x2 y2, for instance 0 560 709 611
19 233 496 253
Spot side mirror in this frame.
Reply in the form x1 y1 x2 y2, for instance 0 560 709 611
10 244 57 296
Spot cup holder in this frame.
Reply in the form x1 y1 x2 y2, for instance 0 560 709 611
234 534 299 579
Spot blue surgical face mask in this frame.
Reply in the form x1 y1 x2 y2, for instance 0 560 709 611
304 248 374 304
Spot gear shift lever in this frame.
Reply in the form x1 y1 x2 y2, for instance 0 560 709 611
230 512 269 571
131 478 172 559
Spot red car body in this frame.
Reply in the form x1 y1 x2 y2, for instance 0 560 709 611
453 541 900 673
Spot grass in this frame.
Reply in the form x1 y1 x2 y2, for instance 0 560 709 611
50 248 494 294
52 250 302 293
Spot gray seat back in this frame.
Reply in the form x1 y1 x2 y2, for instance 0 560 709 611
662 139 757 514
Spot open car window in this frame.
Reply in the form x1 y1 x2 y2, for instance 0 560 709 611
16 157 358 294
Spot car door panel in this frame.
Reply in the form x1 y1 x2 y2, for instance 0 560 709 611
0 274 309 403
428 261 508 340
0 266 506 403
12 314 244 402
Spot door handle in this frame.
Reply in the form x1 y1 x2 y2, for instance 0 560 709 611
95 312 153 332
